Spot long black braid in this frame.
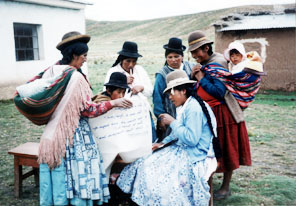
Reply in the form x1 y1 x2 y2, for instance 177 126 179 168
175 84 222 158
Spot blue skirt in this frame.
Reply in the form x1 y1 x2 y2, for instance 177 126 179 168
117 144 210 206
40 117 110 206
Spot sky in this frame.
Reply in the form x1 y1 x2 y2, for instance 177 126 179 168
85 0 295 21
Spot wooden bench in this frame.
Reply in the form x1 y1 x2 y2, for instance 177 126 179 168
8 142 40 197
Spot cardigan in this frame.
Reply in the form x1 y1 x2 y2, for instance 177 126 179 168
162 97 217 163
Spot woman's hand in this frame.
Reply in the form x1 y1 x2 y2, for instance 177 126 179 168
152 143 164 151
159 113 175 125
110 97 133 108
127 75 134 84
131 85 144 95
191 64 202 79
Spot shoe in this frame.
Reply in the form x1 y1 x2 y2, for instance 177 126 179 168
213 189 231 200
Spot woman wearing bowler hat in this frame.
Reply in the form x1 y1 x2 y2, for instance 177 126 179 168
153 37 195 142
104 41 157 142
36 32 132 206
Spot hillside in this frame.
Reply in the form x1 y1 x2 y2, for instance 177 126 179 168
85 4 293 60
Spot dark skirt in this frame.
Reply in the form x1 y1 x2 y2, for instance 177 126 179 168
213 104 251 172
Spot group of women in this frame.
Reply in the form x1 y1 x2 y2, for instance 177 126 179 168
16 30 256 205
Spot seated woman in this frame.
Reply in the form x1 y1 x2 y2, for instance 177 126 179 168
104 41 157 142
93 72 129 103
116 70 217 206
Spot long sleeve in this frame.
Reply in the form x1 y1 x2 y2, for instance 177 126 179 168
134 66 153 97
169 108 203 147
152 74 167 118
81 101 113 118
199 73 226 100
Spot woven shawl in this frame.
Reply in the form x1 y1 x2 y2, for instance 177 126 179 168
14 65 76 125
38 70 92 169
202 63 261 109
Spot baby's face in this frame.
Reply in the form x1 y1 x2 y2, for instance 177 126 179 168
230 53 243 65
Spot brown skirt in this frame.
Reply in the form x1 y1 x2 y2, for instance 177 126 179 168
213 104 251 173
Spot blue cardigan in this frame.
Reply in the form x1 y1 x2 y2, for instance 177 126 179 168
162 97 217 163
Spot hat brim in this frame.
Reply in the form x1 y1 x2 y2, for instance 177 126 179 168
56 34 90 50
188 40 213 52
118 51 142 58
104 82 130 89
163 80 196 94
163 44 186 52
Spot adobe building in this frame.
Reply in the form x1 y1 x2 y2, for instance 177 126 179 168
214 8 296 91
0 0 92 100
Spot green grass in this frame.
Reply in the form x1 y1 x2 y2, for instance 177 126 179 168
1 4 296 205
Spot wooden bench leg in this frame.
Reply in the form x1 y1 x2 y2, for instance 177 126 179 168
208 176 213 206
14 157 22 198
33 168 39 187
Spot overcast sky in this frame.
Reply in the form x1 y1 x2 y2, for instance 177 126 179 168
85 0 295 21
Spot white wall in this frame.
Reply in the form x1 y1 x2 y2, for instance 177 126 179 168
0 1 87 99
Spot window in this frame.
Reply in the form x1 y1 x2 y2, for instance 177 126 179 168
14 23 40 61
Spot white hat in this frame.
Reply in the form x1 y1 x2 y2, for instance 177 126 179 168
224 41 246 61
163 70 196 93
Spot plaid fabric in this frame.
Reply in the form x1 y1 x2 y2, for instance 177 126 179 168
14 65 76 125
202 63 261 109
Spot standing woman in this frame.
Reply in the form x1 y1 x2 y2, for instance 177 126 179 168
38 32 132 205
188 30 251 200
104 41 157 141
153 37 194 141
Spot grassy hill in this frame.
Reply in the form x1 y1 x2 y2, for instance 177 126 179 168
85 4 292 60
85 4 294 93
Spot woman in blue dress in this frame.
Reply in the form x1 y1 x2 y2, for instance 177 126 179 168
117 70 217 206
153 37 194 141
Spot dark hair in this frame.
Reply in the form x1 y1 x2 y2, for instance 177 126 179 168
229 49 241 56
172 83 222 158
164 49 184 66
106 86 124 94
112 55 138 67
200 43 213 56
60 42 88 65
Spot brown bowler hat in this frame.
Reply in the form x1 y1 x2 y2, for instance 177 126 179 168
56 31 90 51
163 70 196 93
187 30 213 52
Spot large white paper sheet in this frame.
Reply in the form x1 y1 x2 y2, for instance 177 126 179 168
89 94 152 178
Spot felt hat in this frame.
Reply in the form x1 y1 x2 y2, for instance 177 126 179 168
187 30 213 52
118 41 142 58
163 70 196 93
56 31 90 51
104 72 130 89
163 37 186 52
224 41 246 61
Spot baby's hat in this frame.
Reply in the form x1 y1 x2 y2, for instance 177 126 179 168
224 41 246 61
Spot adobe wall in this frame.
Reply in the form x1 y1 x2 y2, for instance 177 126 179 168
215 28 296 91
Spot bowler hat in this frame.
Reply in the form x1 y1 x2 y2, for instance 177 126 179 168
188 30 213 52
163 70 196 93
118 41 142 58
163 37 186 52
56 31 90 51
104 72 130 89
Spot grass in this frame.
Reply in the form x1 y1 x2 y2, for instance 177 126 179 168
1 61 295 205
1 4 296 205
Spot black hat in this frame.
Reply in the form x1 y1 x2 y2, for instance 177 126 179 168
104 72 130 89
163 37 186 52
118 41 142 58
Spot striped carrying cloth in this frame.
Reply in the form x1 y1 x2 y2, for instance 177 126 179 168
202 63 261 109
14 65 76 125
